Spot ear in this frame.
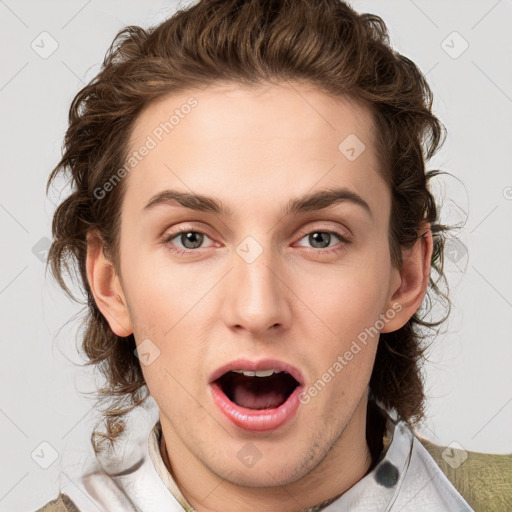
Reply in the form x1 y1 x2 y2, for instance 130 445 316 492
85 231 133 337
381 223 433 333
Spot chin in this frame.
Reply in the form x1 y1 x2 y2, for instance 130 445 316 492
216 458 310 488
203 435 323 488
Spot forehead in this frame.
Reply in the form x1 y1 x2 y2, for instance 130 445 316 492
130 81 376 149
123 81 388 224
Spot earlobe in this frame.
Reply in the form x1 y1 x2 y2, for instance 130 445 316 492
381 223 433 333
85 231 133 337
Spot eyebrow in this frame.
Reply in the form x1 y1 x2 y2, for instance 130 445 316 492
143 186 372 219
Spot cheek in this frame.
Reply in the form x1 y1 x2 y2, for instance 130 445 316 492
136 334 200 413
301 262 388 332
121 247 190 328
297 261 388 396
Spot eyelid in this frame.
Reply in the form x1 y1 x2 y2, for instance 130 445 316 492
162 222 215 240
163 221 351 243
294 222 352 242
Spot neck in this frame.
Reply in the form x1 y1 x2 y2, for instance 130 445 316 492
160 395 382 512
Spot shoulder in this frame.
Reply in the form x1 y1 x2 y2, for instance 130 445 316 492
35 493 80 512
417 435 512 512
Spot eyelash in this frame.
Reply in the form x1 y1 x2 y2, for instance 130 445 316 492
162 226 352 257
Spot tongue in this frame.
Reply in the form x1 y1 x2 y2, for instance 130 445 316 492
231 374 290 410
233 385 287 410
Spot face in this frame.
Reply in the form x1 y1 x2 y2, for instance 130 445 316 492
108 81 405 489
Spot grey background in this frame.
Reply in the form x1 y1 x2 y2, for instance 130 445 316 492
1 0 511 510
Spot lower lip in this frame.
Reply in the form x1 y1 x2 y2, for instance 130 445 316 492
209 381 303 432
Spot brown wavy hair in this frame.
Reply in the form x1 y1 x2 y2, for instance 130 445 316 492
46 0 454 453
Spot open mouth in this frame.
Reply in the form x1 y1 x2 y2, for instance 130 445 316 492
215 370 300 410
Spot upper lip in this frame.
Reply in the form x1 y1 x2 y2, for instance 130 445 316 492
208 358 305 386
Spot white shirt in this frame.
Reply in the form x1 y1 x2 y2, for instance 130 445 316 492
58 407 474 511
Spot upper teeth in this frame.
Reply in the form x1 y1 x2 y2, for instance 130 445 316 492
232 369 281 377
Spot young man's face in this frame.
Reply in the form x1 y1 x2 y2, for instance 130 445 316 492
93 81 422 500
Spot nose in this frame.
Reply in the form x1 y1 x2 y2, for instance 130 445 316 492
222 237 292 337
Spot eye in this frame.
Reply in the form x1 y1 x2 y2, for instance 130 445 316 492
162 227 351 257
163 229 216 256
295 229 351 254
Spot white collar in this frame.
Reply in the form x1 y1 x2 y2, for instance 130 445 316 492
61 407 473 511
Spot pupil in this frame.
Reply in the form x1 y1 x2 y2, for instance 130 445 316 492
310 232 330 248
